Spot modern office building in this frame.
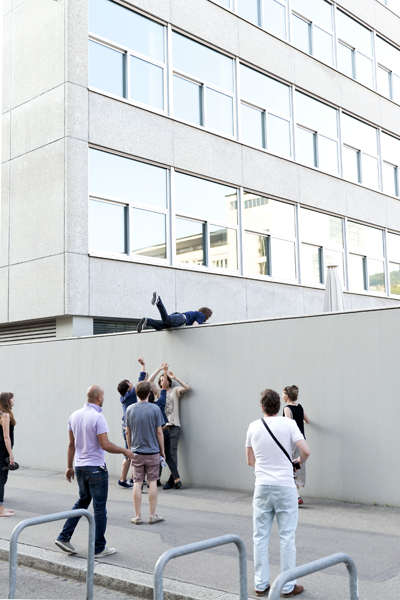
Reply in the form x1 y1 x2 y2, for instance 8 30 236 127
2 0 400 341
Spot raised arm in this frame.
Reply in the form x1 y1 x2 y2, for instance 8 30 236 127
148 363 163 385
168 371 190 395
137 357 147 382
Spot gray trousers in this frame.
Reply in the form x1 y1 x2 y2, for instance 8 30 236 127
168 426 181 471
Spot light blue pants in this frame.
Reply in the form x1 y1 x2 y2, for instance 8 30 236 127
253 485 298 594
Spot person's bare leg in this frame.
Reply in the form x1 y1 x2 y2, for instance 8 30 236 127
133 482 143 518
120 458 130 482
148 480 158 517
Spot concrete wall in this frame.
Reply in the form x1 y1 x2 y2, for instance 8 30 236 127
0 305 399 507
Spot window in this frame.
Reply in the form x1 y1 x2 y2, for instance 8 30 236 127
89 149 168 261
336 11 374 88
376 37 400 103
240 65 291 157
89 0 165 110
295 92 339 175
243 193 297 280
299 208 344 286
236 0 287 38
172 33 234 136
381 133 400 196
347 222 385 292
291 0 334 66
341 115 379 188
387 232 400 295
175 173 238 270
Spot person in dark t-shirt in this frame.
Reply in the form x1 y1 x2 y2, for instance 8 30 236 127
137 292 212 333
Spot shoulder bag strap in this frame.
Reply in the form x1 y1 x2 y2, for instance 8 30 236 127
261 418 293 465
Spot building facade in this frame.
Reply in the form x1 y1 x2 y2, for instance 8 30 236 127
2 0 400 340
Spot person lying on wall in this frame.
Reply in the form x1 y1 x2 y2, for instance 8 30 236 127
137 292 212 333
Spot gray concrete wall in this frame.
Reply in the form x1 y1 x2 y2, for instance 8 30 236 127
0 305 398 507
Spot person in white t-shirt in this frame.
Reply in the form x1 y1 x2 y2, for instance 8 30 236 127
246 388 310 598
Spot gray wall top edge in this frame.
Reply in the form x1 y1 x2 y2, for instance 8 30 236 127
2 303 400 348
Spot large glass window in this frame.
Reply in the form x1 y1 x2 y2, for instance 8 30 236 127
342 115 379 188
172 33 234 136
376 37 400 103
295 92 339 175
175 173 238 270
347 222 385 293
381 133 400 197
337 11 374 88
387 232 400 295
240 65 291 157
243 193 297 280
299 208 344 286
89 0 165 110
89 149 168 262
291 0 334 66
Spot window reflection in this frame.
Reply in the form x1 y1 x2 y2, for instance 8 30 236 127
175 173 237 224
89 40 125 97
389 263 400 295
264 0 286 39
210 226 237 270
292 0 332 31
314 26 334 66
271 238 297 280
300 209 343 248
242 104 264 147
268 114 291 157
173 76 202 125
237 0 259 25
206 88 234 135
89 199 126 253
338 43 354 78
347 222 383 257
368 259 385 292
243 194 295 238
292 14 311 54
296 127 316 167
240 65 291 117
244 233 270 276
130 57 163 110
176 218 206 266
301 244 322 285
131 208 166 259
348 254 366 291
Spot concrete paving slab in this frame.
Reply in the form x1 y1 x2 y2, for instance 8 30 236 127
0 468 399 599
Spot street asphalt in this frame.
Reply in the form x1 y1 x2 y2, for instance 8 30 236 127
0 467 399 599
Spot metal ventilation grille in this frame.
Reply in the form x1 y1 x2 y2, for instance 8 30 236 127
0 319 57 344
93 319 140 335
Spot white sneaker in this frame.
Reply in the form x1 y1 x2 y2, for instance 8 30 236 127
55 540 77 554
95 547 117 558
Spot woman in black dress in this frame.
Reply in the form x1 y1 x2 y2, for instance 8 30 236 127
0 392 16 517
283 385 309 506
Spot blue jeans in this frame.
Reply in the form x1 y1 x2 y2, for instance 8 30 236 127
253 485 298 594
57 466 108 554
147 297 186 331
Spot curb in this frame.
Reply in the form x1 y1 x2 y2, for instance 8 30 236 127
0 539 238 600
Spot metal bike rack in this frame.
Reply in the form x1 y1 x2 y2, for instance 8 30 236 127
8 509 95 600
268 552 359 600
154 534 247 600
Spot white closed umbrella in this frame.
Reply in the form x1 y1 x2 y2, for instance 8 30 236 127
324 265 345 312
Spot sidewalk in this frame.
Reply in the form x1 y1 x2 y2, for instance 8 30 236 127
0 468 399 600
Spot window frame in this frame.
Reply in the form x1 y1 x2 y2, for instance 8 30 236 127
291 0 335 67
336 9 375 89
346 220 386 294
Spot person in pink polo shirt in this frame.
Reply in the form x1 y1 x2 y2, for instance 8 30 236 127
55 385 134 558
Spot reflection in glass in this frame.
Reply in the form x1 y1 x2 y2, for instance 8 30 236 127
89 41 125 97
89 0 164 62
389 262 400 295
209 226 237 270
272 238 296 280
237 0 259 24
131 208 166 258
89 199 126 253
348 254 366 291
342 114 377 155
301 244 322 285
176 218 205 266
368 259 385 292
336 10 372 57
338 42 354 78
377 66 391 98
292 0 332 30
381 132 400 166
376 36 400 71
173 33 233 92
175 173 238 224
296 127 316 167
244 232 270 276
130 57 163 109
268 114 291 157
342 146 359 182
241 104 264 148
173 76 202 125
325 250 344 285
292 14 311 54
347 222 383 257
362 154 379 189
206 88 234 135
357 53 373 88
243 194 296 238
387 232 400 261
89 149 167 208
296 92 337 138
300 209 343 248
264 0 286 39
318 136 338 175
240 65 291 117
314 27 334 66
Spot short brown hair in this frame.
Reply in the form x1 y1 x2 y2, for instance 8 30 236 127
136 381 151 400
117 379 130 397
260 389 280 416
198 307 212 321
284 385 299 402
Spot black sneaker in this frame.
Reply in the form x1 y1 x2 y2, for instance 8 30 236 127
117 480 133 489
129 478 134 485
157 479 162 487
137 318 147 333
163 479 174 490
173 480 182 489
151 292 159 305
